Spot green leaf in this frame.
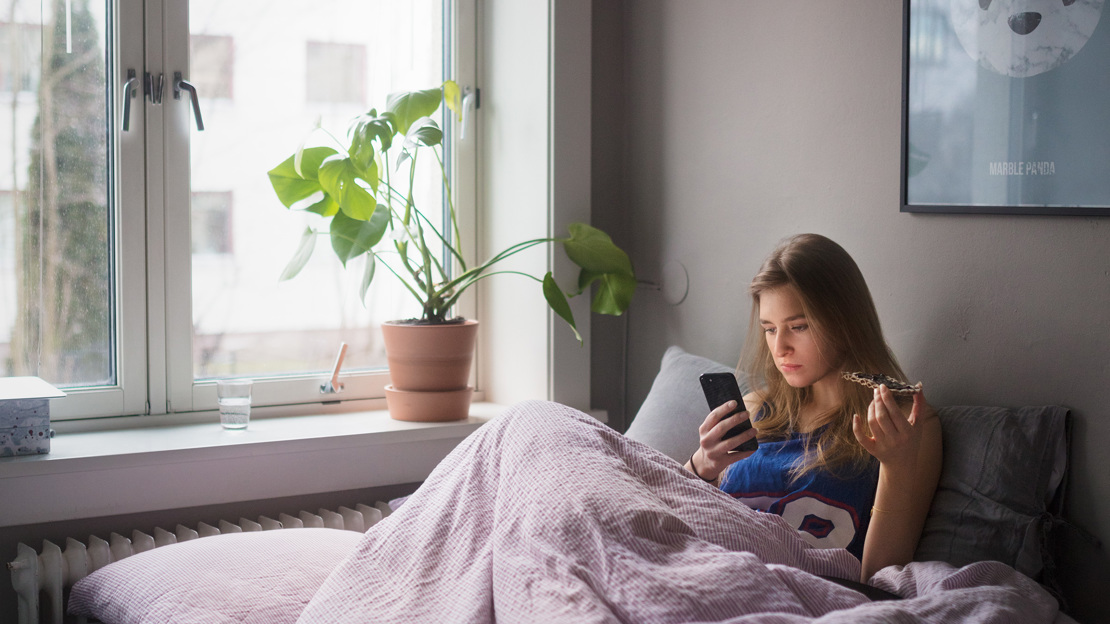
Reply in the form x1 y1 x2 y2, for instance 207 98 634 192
386 87 443 136
305 194 339 217
543 272 582 343
280 227 318 281
562 223 634 276
359 253 377 304
404 117 443 149
330 204 390 267
575 268 600 295
349 115 393 169
318 155 378 220
443 80 462 122
267 146 337 208
292 146 337 180
589 271 637 316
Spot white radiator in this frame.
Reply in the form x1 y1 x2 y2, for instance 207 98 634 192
6 501 390 624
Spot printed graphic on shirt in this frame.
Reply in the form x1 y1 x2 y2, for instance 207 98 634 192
736 491 860 550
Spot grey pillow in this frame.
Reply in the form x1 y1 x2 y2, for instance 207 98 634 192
625 345 744 463
914 405 1069 581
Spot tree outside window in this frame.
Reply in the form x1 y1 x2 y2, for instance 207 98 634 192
2 0 110 387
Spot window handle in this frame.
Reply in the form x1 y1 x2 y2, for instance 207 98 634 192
460 87 479 140
121 69 139 131
173 71 205 131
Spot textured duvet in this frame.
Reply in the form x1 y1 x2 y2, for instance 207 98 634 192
296 400 1063 623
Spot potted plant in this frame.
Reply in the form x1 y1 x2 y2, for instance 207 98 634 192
267 80 635 422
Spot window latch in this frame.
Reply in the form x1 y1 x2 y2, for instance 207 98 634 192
144 71 164 105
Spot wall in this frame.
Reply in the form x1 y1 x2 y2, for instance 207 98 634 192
479 0 596 411
592 1 1109 620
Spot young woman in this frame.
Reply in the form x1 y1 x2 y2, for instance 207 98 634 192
684 233 942 582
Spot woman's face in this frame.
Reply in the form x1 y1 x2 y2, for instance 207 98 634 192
758 287 840 389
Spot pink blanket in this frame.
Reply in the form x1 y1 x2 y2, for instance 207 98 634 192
297 401 1062 623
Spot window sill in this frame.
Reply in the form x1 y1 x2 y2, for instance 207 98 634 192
0 403 502 528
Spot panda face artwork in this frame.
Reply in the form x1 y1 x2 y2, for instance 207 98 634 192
949 0 1105 77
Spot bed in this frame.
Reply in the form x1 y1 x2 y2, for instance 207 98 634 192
67 346 1076 623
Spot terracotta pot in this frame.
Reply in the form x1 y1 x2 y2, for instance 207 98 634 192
384 385 474 422
380 319 478 422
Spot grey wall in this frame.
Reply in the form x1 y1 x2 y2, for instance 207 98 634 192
592 1 1109 620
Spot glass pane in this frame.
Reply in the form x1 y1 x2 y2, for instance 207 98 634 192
0 0 113 387
188 0 445 380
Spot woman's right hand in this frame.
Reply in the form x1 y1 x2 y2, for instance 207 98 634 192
689 400 758 483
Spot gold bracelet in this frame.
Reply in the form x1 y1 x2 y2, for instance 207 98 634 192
871 506 909 515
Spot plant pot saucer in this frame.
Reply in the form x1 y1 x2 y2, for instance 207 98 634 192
384 384 474 422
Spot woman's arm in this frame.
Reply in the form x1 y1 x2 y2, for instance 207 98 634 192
853 385 943 582
684 392 761 485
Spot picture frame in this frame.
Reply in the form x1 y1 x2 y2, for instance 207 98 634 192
900 0 1110 216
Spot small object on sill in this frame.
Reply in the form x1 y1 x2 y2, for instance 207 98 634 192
216 378 253 430
321 342 348 395
0 377 66 457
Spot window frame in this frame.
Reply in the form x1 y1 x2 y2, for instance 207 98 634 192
48 0 478 420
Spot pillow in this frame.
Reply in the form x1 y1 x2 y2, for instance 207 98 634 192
914 405 1069 582
625 345 744 463
68 528 362 624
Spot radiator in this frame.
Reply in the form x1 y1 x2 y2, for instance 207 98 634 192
7 501 391 624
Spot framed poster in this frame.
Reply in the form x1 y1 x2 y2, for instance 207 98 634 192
901 0 1110 215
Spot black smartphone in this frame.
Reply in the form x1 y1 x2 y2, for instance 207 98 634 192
699 372 758 453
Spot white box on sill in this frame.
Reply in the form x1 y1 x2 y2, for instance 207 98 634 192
0 377 66 457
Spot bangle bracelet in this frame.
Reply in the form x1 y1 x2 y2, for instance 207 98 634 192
689 452 715 483
871 506 909 515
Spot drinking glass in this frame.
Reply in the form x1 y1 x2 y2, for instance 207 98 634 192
216 379 252 429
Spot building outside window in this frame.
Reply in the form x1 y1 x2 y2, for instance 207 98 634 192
189 33 234 100
0 21 40 93
305 41 365 104
190 191 233 255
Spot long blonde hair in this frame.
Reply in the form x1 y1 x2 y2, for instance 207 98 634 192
740 233 906 479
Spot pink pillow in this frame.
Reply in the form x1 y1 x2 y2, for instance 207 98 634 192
69 528 361 624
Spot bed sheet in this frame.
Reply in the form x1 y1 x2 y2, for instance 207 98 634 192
298 400 1063 624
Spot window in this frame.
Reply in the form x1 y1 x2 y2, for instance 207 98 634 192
0 1 113 391
1 0 477 419
305 41 366 104
0 192 18 374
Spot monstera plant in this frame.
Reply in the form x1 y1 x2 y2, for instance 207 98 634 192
267 80 635 421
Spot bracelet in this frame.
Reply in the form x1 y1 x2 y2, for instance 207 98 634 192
689 453 715 483
871 506 909 515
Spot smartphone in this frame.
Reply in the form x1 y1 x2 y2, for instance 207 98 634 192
699 372 758 453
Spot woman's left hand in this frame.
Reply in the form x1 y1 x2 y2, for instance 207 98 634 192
852 385 934 471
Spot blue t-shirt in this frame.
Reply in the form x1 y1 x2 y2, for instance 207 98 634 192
719 427 879 560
